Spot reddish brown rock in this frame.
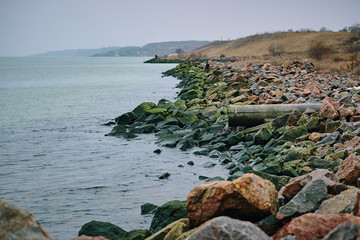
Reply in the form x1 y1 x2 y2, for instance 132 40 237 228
319 100 339 120
322 97 341 109
344 136 360 148
265 98 283 104
336 154 360 186
350 116 360 123
186 173 279 227
338 105 355 117
272 213 360 240
281 169 347 201
303 81 322 96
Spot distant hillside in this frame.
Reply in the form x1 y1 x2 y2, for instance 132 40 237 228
180 31 360 72
33 47 121 57
33 41 211 57
92 41 211 57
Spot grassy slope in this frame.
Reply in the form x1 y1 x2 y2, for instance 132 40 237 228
181 32 360 72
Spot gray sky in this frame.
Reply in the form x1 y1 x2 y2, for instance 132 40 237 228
0 0 359 56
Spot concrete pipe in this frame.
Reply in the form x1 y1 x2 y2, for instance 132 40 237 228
227 104 321 127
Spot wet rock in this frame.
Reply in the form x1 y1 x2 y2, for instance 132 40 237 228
272 213 360 240
158 172 170 179
202 162 216 168
186 173 279 227
78 221 151 240
276 179 328 221
132 102 157 118
115 112 136 125
145 218 190 240
336 154 360 186
186 216 272 240
106 125 127 136
187 161 194 166
149 200 188 233
281 169 347 201
321 222 359 240
153 149 161 154
316 187 360 215
0 198 51 240
141 203 158 215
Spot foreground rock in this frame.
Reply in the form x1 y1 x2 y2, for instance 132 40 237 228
186 173 279 227
145 218 190 240
186 216 272 240
272 213 360 240
316 187 360 215
0 198 50 240
281 169 347 201
321 222 359 240
277 179 327 220
78 220 151 240
149 200 188 233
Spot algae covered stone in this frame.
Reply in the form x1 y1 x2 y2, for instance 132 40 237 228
149 200 188 234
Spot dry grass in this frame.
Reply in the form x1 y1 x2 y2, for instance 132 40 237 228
177 31 360 73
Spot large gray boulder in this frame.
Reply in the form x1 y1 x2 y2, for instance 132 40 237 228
277 179 328 220
186 216 271 240
0 198 51 240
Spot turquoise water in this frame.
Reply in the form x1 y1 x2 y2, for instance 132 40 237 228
0 57 227 239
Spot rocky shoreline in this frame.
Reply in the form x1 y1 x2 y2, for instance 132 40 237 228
2 59 360 239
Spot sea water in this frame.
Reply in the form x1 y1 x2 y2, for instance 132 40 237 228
0 57 227 239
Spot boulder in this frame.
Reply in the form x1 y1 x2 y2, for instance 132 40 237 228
68 236 110 240
145 218 190 240
186 216 272 240
319 100 339 120
336 154 360 186
0 199 51 240
281 169 347 201
141 203 158 215
186 173 279 227
316 187 360 215
149 200 188 233
321 222 359 240
276 179 328 221
272 213 360 240
78 221 151 240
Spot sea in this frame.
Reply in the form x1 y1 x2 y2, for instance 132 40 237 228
0 57 227 239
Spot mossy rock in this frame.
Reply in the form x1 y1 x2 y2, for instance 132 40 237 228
177 113 198 127
115 112 136 125
278 125 308 142
132 102 157 118
156 134 182 148
157 118 180 129
130 124 156 134
149 200 188 234
146 108 168 116
106 125 127 136
254 124 273 144
78 220 129 240
141 203 158 215
126 229 151 240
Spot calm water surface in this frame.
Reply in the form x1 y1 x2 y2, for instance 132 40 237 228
0 57 227 239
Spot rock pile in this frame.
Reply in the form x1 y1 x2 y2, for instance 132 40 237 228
6 59 360 239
